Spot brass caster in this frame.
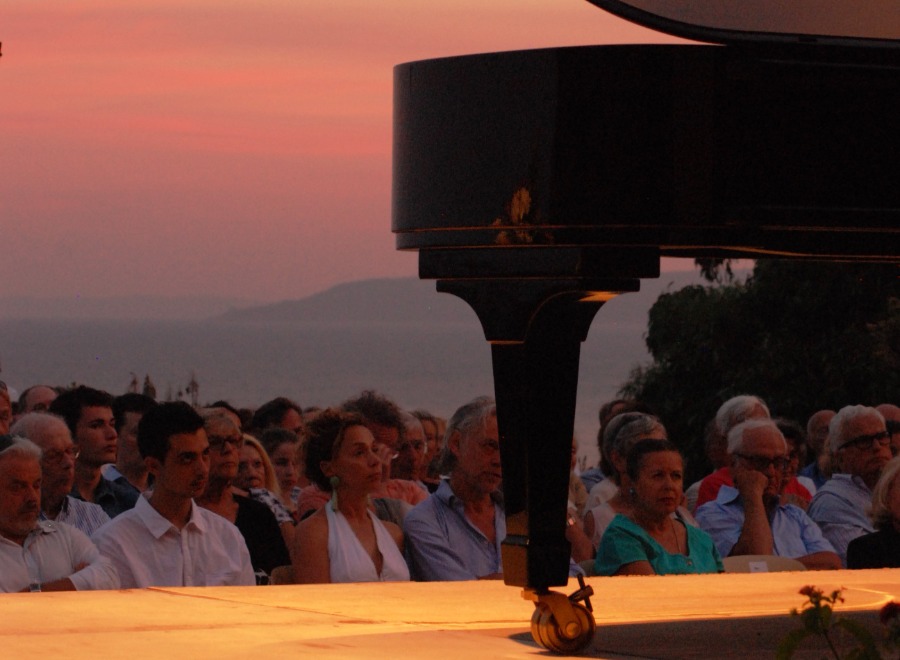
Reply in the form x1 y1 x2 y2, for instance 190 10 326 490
525 576 596 654
530 601 595 654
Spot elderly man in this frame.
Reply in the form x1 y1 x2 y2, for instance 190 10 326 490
10 413 110 537
403 397 505 581
800 409 836 490
808 404 892 566
92 402 255 588
0 434 118 592
49 385 137 517
694 395 773 508
17 385 58 418
696 419 840 570
392 412 429 491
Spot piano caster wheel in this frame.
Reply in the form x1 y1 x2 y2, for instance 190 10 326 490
525 575 596 654
530 601 595 654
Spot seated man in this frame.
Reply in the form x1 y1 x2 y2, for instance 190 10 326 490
92 402 255 588
808 404 892 566
696 419 840 570
49 385 137 517
0 434 118 592
10 413 110 537
404 397 505 581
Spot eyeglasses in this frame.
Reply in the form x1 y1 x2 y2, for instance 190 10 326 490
43 447 79 465
373 443 399 462
734 453 788 472
208 435 244 452
837 431 891 452
886 420 900 436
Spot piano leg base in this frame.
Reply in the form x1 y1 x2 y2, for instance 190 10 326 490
524 576 596 654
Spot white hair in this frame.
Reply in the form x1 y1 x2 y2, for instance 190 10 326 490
716 395 770 436
726 418 786 455
828 405 885 454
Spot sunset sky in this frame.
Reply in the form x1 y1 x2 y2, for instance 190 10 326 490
2 1 690 303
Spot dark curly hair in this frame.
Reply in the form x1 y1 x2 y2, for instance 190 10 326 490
304 408 367 492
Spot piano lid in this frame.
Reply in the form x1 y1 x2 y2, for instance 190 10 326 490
584 0 900 48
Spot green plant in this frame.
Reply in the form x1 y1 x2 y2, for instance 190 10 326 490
777 586 881 660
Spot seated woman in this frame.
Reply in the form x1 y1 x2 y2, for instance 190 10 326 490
292 409 410 583
584 413 696 552
596 439 723 576
236 434 296 553
197 414 291 581
260 427 306 517
847 455 900 569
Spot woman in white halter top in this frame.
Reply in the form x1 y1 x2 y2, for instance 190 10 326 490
293 409 410 583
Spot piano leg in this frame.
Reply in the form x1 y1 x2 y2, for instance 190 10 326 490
436 279 631 653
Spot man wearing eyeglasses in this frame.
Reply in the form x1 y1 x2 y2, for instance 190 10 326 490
10 413 110 537
0 434 119 592
696 419 841 570
808 405 893 566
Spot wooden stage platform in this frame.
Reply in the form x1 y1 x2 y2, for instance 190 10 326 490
3 569 899 658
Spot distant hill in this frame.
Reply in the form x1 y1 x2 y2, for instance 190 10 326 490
0 294 257 321
218 271 735 329
220 277 475 326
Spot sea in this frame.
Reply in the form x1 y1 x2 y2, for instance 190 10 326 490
0 274 713 466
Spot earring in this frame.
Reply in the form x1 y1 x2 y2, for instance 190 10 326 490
329 475 340 490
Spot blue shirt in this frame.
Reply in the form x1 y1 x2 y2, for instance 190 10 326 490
579 467 605 494
596 514 722 576
695 485 835 560
799 461 828 490
71 476 138 519
403 479 505 581
807 474 875 567
41 495 110 538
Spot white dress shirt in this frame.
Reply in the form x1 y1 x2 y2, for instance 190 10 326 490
92 495 255 588
0 520 120 592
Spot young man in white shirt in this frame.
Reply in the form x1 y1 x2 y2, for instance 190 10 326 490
92 402 255 588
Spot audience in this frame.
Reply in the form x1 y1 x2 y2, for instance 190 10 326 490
847 455 900 569
293 409 409 583
800 410 836 490
583 412 696 552
595 440 722 576
106 393 157 496
236 434 296 552
196 413 290 581
92 402 255 587
5 371 895 587
0 434 119 592
695 419 839 570
808 405 892 566
404 397 504 581
49 386 137 518
10 413 110 537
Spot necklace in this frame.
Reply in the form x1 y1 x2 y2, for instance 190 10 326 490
670 517 683 555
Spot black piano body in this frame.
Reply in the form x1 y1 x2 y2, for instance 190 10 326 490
392 42 900 650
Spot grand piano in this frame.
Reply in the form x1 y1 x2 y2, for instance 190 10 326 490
392 1 900 652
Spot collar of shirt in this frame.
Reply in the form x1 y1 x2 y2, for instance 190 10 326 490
831 473 873 494
134 495 209 539
436 478 504 508
716 484 786 510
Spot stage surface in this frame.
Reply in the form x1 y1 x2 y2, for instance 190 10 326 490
3 569 899 658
